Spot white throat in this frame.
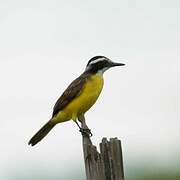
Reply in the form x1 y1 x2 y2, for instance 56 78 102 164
97 67 109 74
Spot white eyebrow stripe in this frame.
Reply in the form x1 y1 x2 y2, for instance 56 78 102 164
89 58 106 65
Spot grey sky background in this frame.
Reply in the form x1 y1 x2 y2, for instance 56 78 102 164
0 0 180 179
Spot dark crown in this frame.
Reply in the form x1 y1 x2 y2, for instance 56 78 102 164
86 56 110 73
85 56 125 73
87 56 107 66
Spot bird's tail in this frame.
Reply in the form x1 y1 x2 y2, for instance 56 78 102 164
28 120 55 146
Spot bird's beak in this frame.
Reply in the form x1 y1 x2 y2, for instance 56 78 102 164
110 62 125 67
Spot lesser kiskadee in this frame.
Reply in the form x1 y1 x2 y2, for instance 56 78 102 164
28 56 125 146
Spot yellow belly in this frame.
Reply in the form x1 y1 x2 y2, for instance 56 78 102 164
55 74 104 123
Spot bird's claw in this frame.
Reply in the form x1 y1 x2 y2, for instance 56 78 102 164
79 128 93 137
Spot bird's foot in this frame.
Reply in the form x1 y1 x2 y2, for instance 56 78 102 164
79 128 93 137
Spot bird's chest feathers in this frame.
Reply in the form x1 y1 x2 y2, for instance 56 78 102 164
69 74 104 114
83 74 104 101
58 74 104 122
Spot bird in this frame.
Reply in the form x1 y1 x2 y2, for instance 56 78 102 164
28 56 125 146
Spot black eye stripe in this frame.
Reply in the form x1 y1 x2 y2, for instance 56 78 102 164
86 60 109 73
92 60 109 67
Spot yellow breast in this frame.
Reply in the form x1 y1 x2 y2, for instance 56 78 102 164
56 74 104 122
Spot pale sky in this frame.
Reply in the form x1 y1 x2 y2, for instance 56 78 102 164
0 0 180 179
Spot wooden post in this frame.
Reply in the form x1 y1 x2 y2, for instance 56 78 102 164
78 115 124 180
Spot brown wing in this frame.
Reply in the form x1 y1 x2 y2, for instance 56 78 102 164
52 73 89 117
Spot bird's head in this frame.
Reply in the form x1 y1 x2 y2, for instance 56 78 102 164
85 56 125 74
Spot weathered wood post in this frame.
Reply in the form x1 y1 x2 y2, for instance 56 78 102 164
78 115 124 180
